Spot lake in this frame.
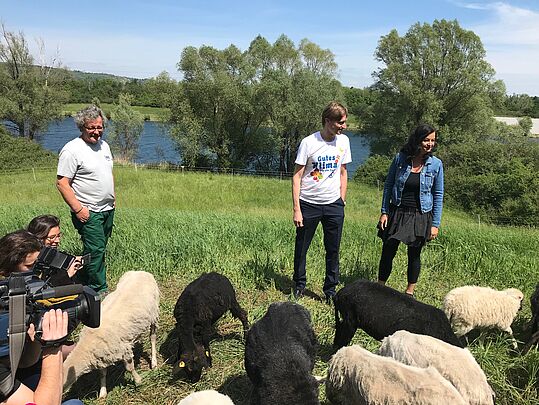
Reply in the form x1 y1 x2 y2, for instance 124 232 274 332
9 117 371 176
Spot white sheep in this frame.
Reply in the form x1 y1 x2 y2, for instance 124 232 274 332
63 271 160 398
326 344 466 405
443 285 523 348
378 330 495 405
177 389 235 405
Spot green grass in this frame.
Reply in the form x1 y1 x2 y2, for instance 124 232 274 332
63 104 169 122
0 167 537 404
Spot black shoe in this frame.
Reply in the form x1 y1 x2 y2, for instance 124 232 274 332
293 288 305 299
325 294 335 305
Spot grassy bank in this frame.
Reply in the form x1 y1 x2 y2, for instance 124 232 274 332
0 167 537 404
62 103 169 122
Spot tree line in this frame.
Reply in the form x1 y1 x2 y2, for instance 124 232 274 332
1 20 538 225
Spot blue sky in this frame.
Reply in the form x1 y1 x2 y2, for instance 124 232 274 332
2 0 539 95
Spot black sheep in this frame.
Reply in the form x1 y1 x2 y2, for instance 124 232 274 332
244 302 320 405
530 283 539 334
522 283 539 354
173 272 249 382
333 279 463 349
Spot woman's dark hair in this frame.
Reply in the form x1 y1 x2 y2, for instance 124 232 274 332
27 215 60 242
400 124 437 158
0 230 42 277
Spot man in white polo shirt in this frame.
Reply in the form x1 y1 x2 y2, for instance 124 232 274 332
56 105 115 295
292 101 352 304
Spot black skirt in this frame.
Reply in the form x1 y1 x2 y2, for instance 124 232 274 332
377 205 433 247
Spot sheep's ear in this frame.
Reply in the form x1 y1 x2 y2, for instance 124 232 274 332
178 361 185 368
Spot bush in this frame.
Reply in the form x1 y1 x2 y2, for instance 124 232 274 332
437 140 539 226
0 127 58 170
353 154 392 187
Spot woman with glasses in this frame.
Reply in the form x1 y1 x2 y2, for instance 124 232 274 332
27 215 62 248
27 215 80 279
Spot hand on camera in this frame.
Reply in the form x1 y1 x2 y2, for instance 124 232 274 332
28 309 69 348
68 256 83 278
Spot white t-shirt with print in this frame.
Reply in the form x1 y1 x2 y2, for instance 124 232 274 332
295 131 352 205
57 137 115 212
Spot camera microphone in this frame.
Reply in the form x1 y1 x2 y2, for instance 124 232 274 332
32 284 84 300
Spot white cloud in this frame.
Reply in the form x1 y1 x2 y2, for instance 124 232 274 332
456 2 539 94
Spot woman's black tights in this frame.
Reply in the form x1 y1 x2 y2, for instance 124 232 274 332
378 238 423 284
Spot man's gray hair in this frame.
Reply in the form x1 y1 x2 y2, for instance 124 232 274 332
74 105 107 131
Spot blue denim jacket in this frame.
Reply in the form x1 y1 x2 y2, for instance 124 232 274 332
381 152 444 227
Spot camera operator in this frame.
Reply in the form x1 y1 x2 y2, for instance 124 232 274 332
0 231 83 405
0 309 74 405
27 215 82 283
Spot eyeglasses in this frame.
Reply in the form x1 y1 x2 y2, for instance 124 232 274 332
46 232 62 241
84 125 104 131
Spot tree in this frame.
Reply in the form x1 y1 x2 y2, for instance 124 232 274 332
364 19 505 154
108 93 144 162
170 35 342 171
0 24 68 139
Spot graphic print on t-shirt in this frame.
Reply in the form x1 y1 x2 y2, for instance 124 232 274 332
309 146 345 182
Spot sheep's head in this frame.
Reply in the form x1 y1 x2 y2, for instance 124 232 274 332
505 288 524 307
173 344 211 383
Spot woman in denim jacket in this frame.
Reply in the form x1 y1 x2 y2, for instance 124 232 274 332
377 124 444 297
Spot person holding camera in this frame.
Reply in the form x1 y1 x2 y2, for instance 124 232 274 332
0 231 82 405
27 215 81 281
56 105 115 296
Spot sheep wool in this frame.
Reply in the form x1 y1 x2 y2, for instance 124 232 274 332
443 285 523 348
63 271 160 398
326 345 466 405
378 330 495 405
177 389 235 405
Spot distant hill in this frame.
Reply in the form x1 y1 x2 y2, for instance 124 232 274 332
69 69 145 82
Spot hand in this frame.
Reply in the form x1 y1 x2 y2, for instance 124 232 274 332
67 256 83 278
76 206 90 223
429 226 439 240
293 209 303 227
379 214 389 230
41 309 69 343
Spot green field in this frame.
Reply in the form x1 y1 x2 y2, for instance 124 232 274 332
0 167 537 404
62 103 169 122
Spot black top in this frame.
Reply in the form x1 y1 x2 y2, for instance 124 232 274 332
401 172 420 208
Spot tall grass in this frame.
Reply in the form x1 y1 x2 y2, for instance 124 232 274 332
0 167 537 404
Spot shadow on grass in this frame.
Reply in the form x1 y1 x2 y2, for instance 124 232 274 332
318 342 338 363
244 253 295 295
218 373 252 405
340 263 376 287
64 341 146 401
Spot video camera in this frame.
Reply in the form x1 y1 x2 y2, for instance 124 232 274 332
0 247 101 357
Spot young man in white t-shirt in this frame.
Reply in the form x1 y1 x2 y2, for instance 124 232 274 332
292 102 352 304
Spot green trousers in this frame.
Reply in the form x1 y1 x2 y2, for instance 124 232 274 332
71 209 115 293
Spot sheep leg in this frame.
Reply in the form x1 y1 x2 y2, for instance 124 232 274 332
150 322 157 369
98 368 107 399
522 330 539 354
201 323 213 367
124 350 142 385
503 326 518 349
230 298 250 338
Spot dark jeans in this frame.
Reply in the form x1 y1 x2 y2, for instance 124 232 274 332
293 198 345 296
72 209 115 293
378 238 423 284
